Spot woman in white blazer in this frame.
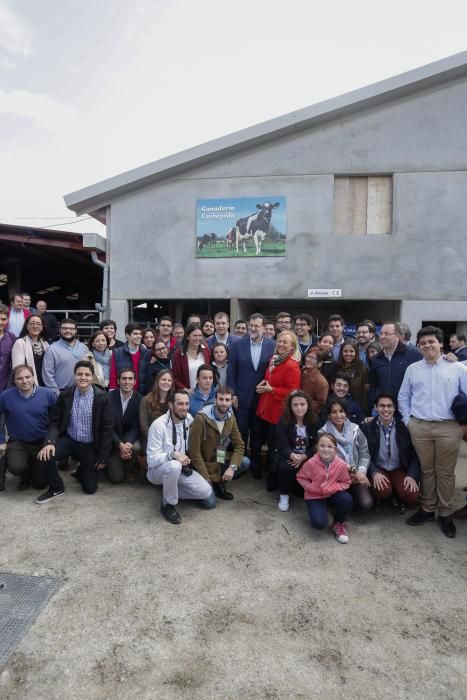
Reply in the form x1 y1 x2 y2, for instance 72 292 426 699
11 314 49 385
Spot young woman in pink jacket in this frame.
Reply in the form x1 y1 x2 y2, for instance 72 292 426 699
296 432 353 543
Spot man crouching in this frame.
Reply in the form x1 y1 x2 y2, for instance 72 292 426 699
189 385 250 502
146 389 215 524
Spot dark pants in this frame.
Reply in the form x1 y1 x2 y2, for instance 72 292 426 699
306 491 353 529
250 415 276 469
277 456 304 496
44 435 100 494
236 403 258 454
349 483 373 511
6 439 47 488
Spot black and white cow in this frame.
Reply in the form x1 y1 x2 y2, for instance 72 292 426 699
235 201 280 255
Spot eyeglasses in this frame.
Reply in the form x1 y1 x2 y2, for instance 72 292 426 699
28 322 43 326
155 346 167 352
380 332 396 337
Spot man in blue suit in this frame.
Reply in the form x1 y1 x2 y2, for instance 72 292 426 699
227 313 275 478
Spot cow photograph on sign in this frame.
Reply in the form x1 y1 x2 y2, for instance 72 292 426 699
196 196 286 258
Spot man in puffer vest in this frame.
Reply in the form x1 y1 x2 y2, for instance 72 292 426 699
189 385 250 501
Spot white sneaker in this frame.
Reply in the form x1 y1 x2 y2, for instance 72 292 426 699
333 521 349 544
278 495 289 512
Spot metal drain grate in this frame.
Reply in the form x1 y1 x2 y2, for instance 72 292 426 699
0 572 62 668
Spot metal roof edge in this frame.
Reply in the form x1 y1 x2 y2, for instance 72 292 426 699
64 50 467 215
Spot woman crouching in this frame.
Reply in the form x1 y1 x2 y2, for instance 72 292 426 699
297 432 353 544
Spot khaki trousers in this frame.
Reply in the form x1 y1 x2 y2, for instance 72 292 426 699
407 418 462 515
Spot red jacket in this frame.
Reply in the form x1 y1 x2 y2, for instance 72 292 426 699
256 356 301 424
7 306 30 328
296 454 351 500
172 345 211 390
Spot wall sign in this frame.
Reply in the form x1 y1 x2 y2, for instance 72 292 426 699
307 289 342 298
196 196 287 258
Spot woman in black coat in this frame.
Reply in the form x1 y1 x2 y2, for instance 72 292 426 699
275 390 317 512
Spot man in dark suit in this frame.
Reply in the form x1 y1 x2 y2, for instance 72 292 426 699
227 313 275 477
449 333 467 362
107 368 142 483
36 360 114 502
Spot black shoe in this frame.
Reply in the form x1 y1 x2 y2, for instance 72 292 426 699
406 509 435 526
18 475 31 491
35 487 65 504
438 515 456 538
373 499 383 513
250 464 263 480
213 482 234 500
391 495 406 515
160 502 181 524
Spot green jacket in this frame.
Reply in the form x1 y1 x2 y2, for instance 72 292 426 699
188 409 245 483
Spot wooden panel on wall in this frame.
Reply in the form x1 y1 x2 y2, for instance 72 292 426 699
367 176 392 234
349 177 367 236
333 176 350 235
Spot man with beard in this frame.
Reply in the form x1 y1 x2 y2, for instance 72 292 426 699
189 386 249 501
146 389 214 524
42 319 87 395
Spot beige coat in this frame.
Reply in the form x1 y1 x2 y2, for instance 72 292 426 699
11 336 49 385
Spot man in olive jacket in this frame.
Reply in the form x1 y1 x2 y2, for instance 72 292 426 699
188 385 249 501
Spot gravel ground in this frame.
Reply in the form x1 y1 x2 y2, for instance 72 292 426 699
1 447 467 700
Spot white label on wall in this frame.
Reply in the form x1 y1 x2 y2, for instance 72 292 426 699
307 289 342 298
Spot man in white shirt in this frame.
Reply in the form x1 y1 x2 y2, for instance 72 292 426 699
146 389 214 524
399 326 467 538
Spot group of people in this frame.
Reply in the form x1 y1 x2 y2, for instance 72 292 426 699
1 297 467 544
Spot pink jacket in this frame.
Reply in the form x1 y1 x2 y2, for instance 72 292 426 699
296 454 352 500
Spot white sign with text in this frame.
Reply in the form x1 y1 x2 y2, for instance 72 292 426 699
307 289 342 298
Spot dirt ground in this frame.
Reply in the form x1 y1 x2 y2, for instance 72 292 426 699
1 445 467 700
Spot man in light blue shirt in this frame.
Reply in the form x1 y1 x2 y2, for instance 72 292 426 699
399 326 467 538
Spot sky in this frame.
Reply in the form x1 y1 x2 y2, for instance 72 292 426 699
1 0 466 237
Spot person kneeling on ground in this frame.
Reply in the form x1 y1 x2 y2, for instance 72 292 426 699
296 433 353 544
0 364 57 491
36 360 114 503
107 368 142 483
274 390 316 512
361 393 420 513
146 389 214 524
189 385 250 502
318 398 372 511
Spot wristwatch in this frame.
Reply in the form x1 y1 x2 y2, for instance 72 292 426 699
230 464 238 472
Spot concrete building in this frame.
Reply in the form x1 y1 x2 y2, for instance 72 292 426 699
65 51 467 337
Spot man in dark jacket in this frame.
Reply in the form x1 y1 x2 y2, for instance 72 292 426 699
108 323 149 394
368 322 421 408
36 360 114 502
107 368 142 483
361 393 420 511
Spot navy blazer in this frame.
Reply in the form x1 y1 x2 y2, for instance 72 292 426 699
361 416 420 480
207 333 240 350
226 335 275 410
109 389 142 448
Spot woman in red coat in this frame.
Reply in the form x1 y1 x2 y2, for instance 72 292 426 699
254 331 301 484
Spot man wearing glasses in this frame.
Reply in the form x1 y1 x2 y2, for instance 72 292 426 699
157 317 177 353
42 319 88 395
294 314 318 357
399 326 467 538
368 322 421 409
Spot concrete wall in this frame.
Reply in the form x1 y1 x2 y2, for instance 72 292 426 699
107 77 467 325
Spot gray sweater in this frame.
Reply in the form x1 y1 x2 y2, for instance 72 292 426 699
42 339 88 395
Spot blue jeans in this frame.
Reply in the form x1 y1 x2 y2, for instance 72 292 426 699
306 491 353 529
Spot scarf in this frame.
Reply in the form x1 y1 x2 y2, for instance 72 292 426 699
93 348 112 382
324 418 355 465
269 350 294 372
